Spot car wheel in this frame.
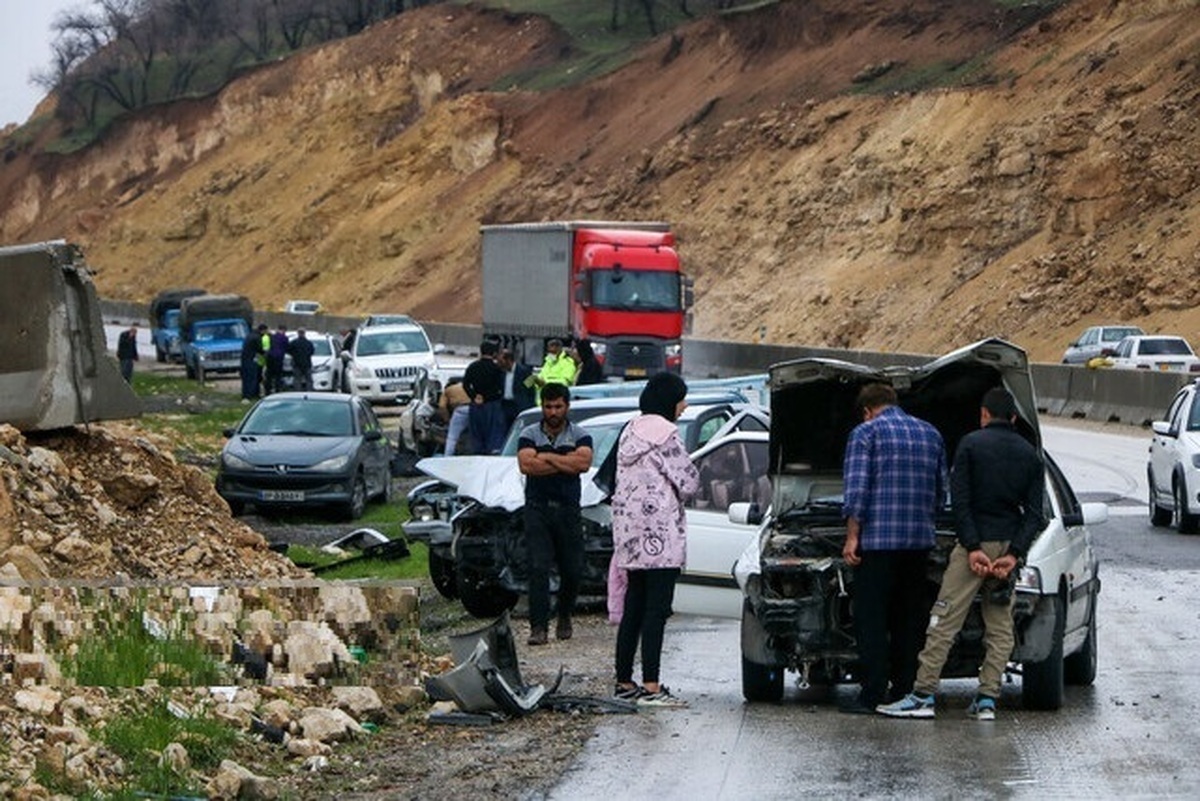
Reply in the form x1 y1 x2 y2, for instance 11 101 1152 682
428 549 458 599
1149 475 1172 527
1064 593 1098 686
455 568 518 618
339 475 367 521
741 656 784 703
1174 477 1198 534
1022 594 1065 710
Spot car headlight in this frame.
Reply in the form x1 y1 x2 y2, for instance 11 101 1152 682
590 342 607 357
352 364 374 379
310 453 351 472
665 343 683 357
222 452 255 470
1014 565 1042 593
410 502 436 522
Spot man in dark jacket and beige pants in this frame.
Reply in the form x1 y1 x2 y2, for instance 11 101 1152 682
877 386 1044 721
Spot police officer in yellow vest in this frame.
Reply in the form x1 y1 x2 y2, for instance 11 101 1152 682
531 338 579 403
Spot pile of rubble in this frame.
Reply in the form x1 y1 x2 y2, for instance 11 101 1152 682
0 423 430 797
0 422 306 581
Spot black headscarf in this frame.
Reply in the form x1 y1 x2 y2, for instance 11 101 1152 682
639 372 688 421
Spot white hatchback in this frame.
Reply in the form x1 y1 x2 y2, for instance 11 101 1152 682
1148 378 1200 533
1105 335 1200 373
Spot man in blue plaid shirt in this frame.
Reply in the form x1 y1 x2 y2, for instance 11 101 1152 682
840 383 948 714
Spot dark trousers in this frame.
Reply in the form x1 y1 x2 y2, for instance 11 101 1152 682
615 567 680 686
264 357 285 394
119 358 134 383
852 549 932 706
240 357 260 399
469 399 506 454
524 499 583 631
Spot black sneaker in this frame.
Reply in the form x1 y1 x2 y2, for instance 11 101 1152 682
556 617 573 640
613 683 646 701
527 628 548 646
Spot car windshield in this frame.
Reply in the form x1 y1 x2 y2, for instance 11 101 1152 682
1140 338 1192 356
241 399 353 436
194 321 249 341
310 337 332 356
356 330 430 356
1102 327 1142 342
589 269 681 311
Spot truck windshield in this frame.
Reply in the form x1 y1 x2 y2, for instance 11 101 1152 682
194 321 249 342
589 270 680 312
163 309 181 328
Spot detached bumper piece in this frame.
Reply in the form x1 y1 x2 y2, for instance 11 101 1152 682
427 613 549 717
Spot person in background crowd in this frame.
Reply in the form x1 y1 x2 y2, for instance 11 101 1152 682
240 324 266 401
574 339 604 385
287 328 316 391
116 322 139 383
517 382 593 646
463 339 507 454
439 377 472 455
610 372 699 707
877 387 1044 722
264 324 288 394
840 383 948 715
499 348 536 430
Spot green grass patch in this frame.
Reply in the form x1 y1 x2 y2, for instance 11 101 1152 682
100 698 244 796
64 606 232 687
851 55 1004 95
286 538 430 581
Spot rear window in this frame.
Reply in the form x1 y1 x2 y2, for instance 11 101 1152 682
1140 338 1192 356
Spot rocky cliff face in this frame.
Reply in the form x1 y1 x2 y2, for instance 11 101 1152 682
1 0 1198 362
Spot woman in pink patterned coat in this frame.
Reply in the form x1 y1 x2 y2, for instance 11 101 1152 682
610 372 700 707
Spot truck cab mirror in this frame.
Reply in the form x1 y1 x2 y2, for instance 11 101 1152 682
728 501 762 526
682 277 695 309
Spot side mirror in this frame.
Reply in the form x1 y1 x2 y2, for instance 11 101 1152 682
1152 420 1171 436
434 343 447 354
728 501 763 526
222 428 236 438
364 430 384 442
1061 502 1109 528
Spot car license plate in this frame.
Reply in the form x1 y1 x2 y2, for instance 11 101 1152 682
1158 363 1179 372
260 490 304 502
381 382 398 392
625 367 647 377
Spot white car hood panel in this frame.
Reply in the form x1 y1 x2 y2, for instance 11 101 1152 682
415 456 604 511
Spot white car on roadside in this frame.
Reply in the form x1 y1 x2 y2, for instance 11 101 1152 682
1104 335 1200 374
1148 378 1200 533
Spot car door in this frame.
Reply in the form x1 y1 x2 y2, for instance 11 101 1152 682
356 399 390 496
1151 387 1192 499
1042 457 1097 639
677 435 769 619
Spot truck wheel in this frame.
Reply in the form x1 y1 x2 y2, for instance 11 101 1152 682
155 345 166 363
1023 594 1065 710
1064 593 1098 686
429 550 458 599
456 568 517 618
185 362 196 380
741 656 784 703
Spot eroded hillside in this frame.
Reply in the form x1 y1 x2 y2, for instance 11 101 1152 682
1 0 1198 363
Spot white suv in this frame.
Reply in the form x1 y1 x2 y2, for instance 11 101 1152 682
341 322 436 404
1148 379 1200 532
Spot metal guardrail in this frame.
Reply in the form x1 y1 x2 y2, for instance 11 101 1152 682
100 299 1180 428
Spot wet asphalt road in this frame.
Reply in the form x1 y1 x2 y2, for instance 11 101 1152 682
548 424 1200 799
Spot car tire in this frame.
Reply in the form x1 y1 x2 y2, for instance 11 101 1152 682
340 475 367 521
455 568 518 618
1149 476 1172 527
1064 593 1098 686
1173 477 1198 534
1022 594 1065 710
428 549 458 599
741 656 784 703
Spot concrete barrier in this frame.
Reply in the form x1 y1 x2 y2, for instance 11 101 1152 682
98 299 1184 428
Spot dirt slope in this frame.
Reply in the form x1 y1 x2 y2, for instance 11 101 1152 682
1 0 1198 363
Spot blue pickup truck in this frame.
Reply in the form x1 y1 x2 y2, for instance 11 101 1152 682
178 294 254 381
149 287 205 363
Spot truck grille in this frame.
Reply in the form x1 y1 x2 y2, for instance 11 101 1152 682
205 349 241 363
607 342 664 371
375 366 423 380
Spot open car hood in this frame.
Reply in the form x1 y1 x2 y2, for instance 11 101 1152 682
767 338 1038 511
414 456 606 512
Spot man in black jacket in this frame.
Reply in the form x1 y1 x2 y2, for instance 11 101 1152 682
463 340 507 454
117 323 139 383
877 386 1044 721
